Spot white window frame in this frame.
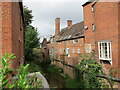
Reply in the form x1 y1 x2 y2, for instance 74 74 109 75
72 49 75 53
92 6 95 12
78 49 81 54
98 41 112 65
51 39 53 43
85 44 92 53
73 39 78 43
66 48 70 57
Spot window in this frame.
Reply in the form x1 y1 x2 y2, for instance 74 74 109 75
51 39 53 43
85 44 92 53
92 6 95 12
73 39 78 43
92 24 96 32
72 49 75 53
66 48 70 57
78 49 81 54
98 42 112 63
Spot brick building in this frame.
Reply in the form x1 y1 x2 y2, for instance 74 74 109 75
41 38 49 61
83 0 120 73
46 0 120 79
48 18 84 63
47 18 85 78
0 1 24 69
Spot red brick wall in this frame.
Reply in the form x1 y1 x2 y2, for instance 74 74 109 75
41 38 50 60
0 2 2 59
2 2 12 54
1 2 24 69
83 2 120 74
11 2 24 68
95 2 119 69
118 2 120 81
52 38 85 65
48 38 85 78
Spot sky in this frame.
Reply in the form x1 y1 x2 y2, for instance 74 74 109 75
23 0 88 42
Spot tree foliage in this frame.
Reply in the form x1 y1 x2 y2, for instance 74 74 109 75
75 55 109 88
25 26 40 60
23 6 33 28
23 6 40 61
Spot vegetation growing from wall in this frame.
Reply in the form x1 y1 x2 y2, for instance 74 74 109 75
75 55 109 88
0 53 43 89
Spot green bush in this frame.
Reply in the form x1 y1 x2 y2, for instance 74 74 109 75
47 64 63 74
0 53 43 89
75 55 108 88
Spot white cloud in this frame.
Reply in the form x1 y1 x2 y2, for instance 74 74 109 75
23 1 87 41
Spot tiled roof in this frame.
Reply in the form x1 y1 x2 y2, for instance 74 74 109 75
57 21 84 42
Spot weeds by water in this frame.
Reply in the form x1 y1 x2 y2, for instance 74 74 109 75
47 64 82 88
47 64 63 74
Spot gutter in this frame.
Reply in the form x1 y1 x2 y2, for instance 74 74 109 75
57 36 85 42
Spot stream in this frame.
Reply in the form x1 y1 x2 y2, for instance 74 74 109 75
42 67 66 88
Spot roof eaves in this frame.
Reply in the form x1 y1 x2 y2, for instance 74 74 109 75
57 36 85 42
82 0 96 7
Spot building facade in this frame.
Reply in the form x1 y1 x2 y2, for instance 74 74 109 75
46 0 120 79
41 38 49 61
47 18 85 78
0 1 24 69
83 0 120 74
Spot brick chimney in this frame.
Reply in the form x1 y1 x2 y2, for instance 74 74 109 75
55 18 60 37
67 20 72 28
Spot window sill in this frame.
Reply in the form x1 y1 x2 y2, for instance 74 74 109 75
99 58 112 61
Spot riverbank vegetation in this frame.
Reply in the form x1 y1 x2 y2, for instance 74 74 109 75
47 55 119 88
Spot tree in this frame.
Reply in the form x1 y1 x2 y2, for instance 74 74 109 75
23 6 33 28
25 25 40 61
23 6 40 61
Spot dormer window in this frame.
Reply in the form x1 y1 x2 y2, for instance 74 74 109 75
73 39 78 43
51 39 53 43
92 6 95 12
